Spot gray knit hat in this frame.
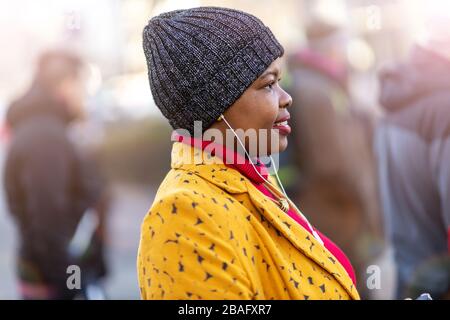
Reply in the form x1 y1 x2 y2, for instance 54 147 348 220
143 6 284 134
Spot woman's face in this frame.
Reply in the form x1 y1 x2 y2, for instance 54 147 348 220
210 57 293 157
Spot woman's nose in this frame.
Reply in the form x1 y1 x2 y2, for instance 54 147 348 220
280 89 293 109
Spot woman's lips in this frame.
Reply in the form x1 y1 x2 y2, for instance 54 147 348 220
272 120 291 135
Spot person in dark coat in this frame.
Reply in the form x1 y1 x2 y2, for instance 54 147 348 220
285 17 381 298
376 44 450 299
4 50 108 299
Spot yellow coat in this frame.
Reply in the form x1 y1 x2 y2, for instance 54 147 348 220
137 142 360 300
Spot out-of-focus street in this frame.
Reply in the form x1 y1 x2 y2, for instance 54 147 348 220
1 0 449 301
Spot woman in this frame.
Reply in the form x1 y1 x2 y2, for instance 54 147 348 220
138 6 360 300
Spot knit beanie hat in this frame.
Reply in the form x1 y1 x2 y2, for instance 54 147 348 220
142 6 284 134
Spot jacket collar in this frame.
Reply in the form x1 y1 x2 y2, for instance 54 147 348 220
170 141 360 299
172 131 269 184
244 179 360 300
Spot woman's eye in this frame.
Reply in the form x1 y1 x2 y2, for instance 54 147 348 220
265 82 275 90
264 78 281 90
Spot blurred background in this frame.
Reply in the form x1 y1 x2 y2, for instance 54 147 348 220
0 0 448 300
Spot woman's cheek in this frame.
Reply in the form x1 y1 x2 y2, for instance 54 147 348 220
248 92 276 130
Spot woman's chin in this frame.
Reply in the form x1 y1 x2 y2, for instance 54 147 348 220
278 136 288 153
267 136 288 155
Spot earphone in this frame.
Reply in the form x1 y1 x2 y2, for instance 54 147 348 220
218 114 324 245
219 114 284 189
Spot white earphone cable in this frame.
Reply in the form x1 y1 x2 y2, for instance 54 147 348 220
219 114 323 245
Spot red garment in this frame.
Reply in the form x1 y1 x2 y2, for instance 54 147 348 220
448 227 450 253
172 132 357 285
294 49 348 89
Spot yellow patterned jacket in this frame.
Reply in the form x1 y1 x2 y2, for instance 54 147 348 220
137 142 360 300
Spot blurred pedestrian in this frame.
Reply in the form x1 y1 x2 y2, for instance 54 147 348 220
285 14 381 297
4 50 109 299
376 39 450 299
